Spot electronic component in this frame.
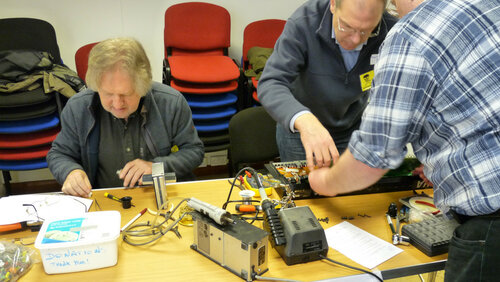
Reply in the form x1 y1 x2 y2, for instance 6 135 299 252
187 197 234 225
265 161 315 199
151 162 167 209
242 174 276 196
191 211 269 282
401 216 460 256
142 172 176 185
267 159 432 199
265 206 329 265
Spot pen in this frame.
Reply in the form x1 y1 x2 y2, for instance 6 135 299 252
386 213 396 234
121 208 147 232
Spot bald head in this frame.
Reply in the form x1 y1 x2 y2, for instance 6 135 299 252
335 0 388 12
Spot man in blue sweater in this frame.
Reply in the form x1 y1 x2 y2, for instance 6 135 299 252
258 0 397 170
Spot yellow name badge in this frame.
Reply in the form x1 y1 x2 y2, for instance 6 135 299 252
359 70 374 92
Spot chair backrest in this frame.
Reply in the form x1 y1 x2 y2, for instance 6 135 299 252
229 106 279 175
75 42 99 81
164 2 231 56
242 19 286 69
0 18 61 63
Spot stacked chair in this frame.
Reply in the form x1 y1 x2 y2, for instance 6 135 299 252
163 2 241 152
0 18 65 195
242 19 286 105
74 42 99 81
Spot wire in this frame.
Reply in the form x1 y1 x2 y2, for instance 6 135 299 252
319 255 383 282
122 198 189 246
225 167 257 206
254 275 303 282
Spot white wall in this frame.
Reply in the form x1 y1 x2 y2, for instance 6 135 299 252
0 0 307 189
1 0 307 82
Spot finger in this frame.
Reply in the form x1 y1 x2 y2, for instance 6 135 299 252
129 169 143 187
329 144 340 165
71 176 90 198
120 161 133 179
305 147 315 171
123 165 139 187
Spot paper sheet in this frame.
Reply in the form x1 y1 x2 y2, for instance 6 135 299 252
325 221 402 269
0 194 93 225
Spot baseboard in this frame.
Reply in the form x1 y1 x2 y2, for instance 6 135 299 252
9 179 61 195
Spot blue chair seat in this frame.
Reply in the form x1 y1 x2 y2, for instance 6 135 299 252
0 112 59 134
0 158 47 170
184 92 237 108
194 120 230 132
192 106 237 120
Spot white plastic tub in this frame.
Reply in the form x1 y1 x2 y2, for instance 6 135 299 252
34 210 121 274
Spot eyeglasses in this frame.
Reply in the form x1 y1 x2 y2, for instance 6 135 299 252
337 16 381 38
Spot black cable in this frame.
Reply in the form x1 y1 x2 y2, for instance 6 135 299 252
319 255 383 282
224 167 253 206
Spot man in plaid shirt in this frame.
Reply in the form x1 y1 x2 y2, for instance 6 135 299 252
309 0 500 280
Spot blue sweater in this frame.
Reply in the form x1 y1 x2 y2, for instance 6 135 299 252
258 0 397 148
47 82 204 186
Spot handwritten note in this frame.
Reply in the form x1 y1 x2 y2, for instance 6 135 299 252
325 221 402 269
43 246 106 269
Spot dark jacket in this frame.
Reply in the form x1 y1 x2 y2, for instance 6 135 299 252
258 0 398 146
47 82 204 185
0 50 85 97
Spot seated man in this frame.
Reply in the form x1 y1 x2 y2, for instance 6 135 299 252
47 37 204 197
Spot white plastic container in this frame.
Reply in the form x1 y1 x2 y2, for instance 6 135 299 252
35 210 121 274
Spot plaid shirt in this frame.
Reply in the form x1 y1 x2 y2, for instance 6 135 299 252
349 0 500 216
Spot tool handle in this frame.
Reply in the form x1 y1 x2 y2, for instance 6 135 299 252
262 199 286 246
236 204 260 212
0 222 24 233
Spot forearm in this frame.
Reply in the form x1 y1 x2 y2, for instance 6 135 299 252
310 149 388 196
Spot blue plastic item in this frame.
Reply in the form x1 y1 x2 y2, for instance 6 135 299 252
191 106 237 120
0 158 47 170
0 113 59 134
184 92 237 108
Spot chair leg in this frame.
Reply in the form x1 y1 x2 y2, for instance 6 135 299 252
2 170 12 196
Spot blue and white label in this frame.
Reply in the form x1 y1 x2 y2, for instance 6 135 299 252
42 218 84 244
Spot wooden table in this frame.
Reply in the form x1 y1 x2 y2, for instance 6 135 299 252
1 179 446 281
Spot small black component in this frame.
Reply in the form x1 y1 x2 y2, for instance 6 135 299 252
121 196 132 209
388 202 398 218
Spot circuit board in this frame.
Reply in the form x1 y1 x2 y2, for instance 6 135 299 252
265 161 315 199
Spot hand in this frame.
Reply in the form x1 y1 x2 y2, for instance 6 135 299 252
308 166 337 196
119 159 153 187
412 164 433 187
62 169 92 197
294 113 339 170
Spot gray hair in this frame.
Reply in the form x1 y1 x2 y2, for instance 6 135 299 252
86 37 152 97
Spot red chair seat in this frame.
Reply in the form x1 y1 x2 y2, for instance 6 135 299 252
171 79 238 94
0 126 59 148
0 144 51 160
168 56 239 83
